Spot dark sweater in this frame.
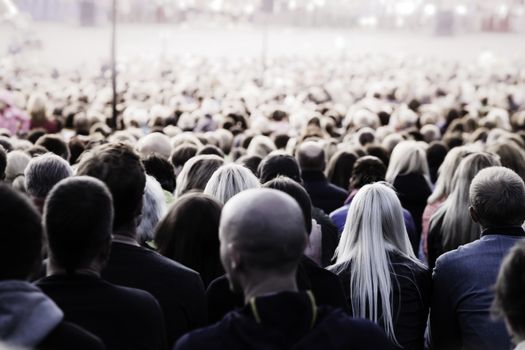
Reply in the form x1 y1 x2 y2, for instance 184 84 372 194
329 251 430 350
37 274 166 350
175 291 394 350
102 242 207 346
206 256 348 324
301 170 348 215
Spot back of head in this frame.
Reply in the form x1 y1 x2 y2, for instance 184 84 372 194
25 153 73 199
0 145 6 180
136 132 172 159
142 153 176 193
220 189 307 280
296 141 325 172
175 154 224 198
77 142 145 231
470 166 525 228
170 143 198 173
44 176 114 274
0 184 42 280
350 156 386 190
385 141 429 183
35 135 70 161
236 154 262 175
263 176 313 233
326 150 359 190
258 152 302 184
204 163 260 204
487 142 525 182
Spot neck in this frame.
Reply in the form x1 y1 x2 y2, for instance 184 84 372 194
113 221 139 245
243 273 298 304
47 258 101 277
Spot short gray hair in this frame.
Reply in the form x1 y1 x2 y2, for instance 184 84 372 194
470 166 525 227
25 153 73 199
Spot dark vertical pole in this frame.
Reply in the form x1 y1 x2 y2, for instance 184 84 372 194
111 0 118 129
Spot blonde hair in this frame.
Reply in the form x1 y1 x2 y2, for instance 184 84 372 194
204 164 260 204
386 141 430 185
333 182 420 344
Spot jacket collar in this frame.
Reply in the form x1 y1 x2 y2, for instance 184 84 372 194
301 170 327 182
481 226 525 238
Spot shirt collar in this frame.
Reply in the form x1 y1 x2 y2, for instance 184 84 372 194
481 226 525 238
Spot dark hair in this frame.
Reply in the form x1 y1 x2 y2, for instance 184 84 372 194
350 156 386 190
493 240 525 339
36 134 71 161
155 193 222 286
0 145 6 180
170 143 198 169
273 134 290 150
236 155 262 175
68 137 87 165
326 150 359 190
44 177 113 273
142 153 176 193
426 141 449 184
487 142 525 182
258 153 302 184
263 176 312 233
27 145 49 158
365 144 390 168
0 136 12 152
77 142 146 231
197 145 225 158
0 184 42 280
27 128 47 144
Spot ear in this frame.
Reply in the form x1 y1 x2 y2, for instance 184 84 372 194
469 206 480 223
227 243 242 272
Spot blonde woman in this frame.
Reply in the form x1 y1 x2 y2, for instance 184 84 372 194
329 182 429 350
204 164 260 204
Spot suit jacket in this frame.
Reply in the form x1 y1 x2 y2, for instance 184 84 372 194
102 242 207 346
430 227 525 350
301 170 348 215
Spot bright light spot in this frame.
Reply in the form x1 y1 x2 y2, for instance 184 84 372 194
359 16 378 27
498 5 508 16
244 4 255 14
306 3 315 12
455 4 467 16
210 0 223 12
288 0 297 11
396 1 416 16
396 17 405 27
316 0 326 8
423 4 436 17
334 36 346 50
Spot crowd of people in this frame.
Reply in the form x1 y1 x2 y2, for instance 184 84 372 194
1 52 525 350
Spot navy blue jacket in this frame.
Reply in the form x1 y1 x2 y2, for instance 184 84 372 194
175 291 394 350
430 227 525 350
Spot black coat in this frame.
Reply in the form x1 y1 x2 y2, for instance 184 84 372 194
102 242 207 346
37 274 166 350
39 321 106 350
301 171 348 215
206 256 348 324
175 291 394 350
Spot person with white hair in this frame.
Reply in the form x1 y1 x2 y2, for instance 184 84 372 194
136 132 172 159
430 167 525 350
203 164 260 204
137 175 167 245
175 155 224 198
5 150 30 185
246 135 277 159
24 153 73 212
329 182 429 350
386 141 432 253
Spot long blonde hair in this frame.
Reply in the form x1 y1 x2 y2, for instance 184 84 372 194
386 141 430 186
333 182 420 344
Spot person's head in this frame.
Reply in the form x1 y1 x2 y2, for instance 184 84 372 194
487 142 525 182
246 135 277 158
385 141 430 183
257 152 302 184
365 144 390 167
426 141 449 184
438 152 502 251
469 167 525 229
24 153 73 205
77 142 146 233
5 150 31 184
136 132 172 159
44 177 114 275
170 143 198 175
0 145 6 181
263 176 313 233
236 154 263 175
175 154 224 198
296 141 325 172
326 150 359 190
219 189 308 295
154 193 222 286
349 156 386 190
142 153 176 193
0 184 42 280
333 182 417 344
35 135 70 161
137 175 167 244
493 240 525 344
204 164 260 204
197 144 225 158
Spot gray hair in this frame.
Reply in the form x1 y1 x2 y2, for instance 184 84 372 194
470 166 525 227
175 155 224 198
204 164 260 204
136 132 172 159
5 150 31 184
137 175 167 243
24 153 74 199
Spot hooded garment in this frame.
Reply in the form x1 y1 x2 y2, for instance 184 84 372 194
0 280 63 347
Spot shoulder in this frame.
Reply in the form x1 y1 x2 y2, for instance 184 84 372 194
173 320 226 350
40 321 106 350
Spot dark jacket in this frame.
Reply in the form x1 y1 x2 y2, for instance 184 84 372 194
0 280 104 350
206 256 348 324
175 291 394 350
427 210 445 270
430 227 524 350
102 241 207 346
393 173 432 253
301 170 348 215
329 251 430 350
37 273 165 350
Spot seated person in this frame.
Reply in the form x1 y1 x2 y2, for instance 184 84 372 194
37 177 166 350
176 189 394 350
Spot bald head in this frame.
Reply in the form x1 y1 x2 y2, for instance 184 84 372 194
296 141 325 171
220 189 307 275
